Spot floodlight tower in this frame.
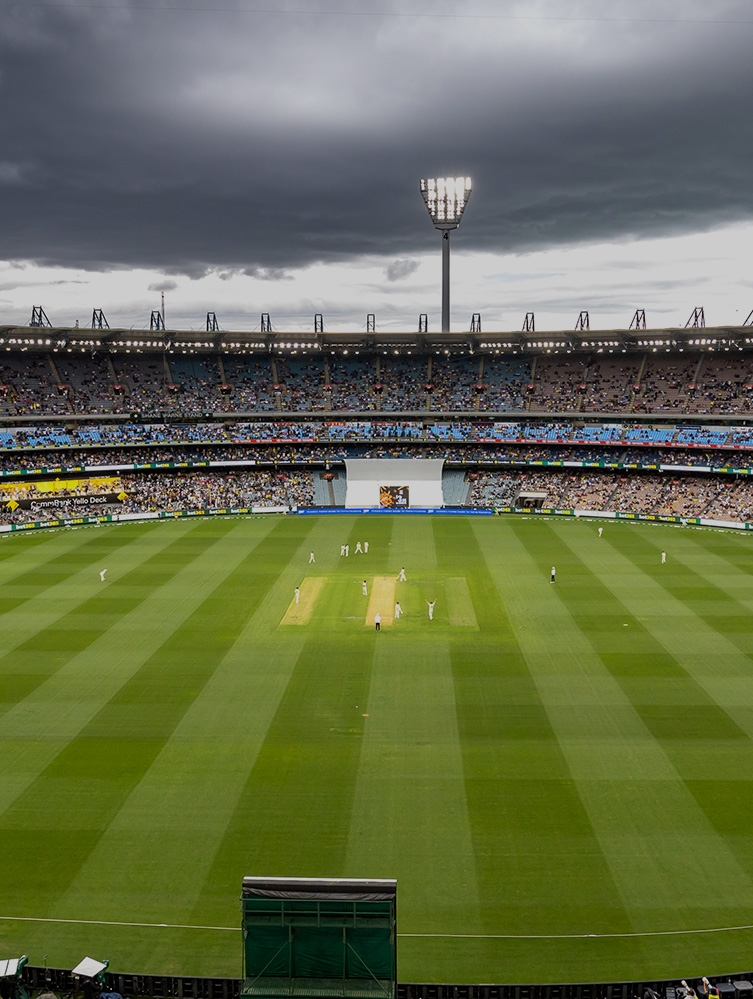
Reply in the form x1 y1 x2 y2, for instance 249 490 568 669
420 176 472 333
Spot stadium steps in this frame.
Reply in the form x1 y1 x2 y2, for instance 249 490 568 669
442 469 471 506
313 473 333 506
331 471 347 505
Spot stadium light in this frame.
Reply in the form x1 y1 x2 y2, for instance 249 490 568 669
420 176 472 333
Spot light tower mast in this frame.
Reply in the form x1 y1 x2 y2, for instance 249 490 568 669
420 176 472 333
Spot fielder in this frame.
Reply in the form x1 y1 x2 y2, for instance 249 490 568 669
295 586 300 604
598 527 603 538
397 566 406 582
309 551 315 563
426 599 436 620
99 568 107 582
355 542 363 554
394 601 402 620
362 579 368 596
661 551 666 563
550 566 556 583
364 541 369 553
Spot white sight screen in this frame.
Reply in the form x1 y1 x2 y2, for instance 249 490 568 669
344 459 445 508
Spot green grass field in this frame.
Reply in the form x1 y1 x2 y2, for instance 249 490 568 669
4 513 753 985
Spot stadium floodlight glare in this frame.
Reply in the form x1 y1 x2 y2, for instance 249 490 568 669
420 176 472 229
420 176 472 333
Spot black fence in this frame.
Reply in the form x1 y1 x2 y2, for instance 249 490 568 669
16 969 753 999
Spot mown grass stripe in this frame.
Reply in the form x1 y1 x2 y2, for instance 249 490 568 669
439 519 628 946
389 514 438 575
0 522 281 833
555 523 753 894
0 527 133 612
56 621 314 930
606 525 753 658
499 520 753 929
0 522 188 661
0 517 312 919
518 521 751 740
345 638 482 939
0 521 221 717
187 631 377 926
0 523 144 579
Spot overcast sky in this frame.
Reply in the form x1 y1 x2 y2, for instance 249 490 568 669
1 0 753 333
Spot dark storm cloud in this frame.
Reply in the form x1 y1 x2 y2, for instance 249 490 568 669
1 0 753 275
385 259 419 281
241 267 293 281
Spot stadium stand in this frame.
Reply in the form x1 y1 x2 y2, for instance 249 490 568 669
429 354 478 410
3 336 753 527
276 355 327 411
379 355 427 411
479 355 529 410
220 354 276 410
0 351 70 415
528 356 586 411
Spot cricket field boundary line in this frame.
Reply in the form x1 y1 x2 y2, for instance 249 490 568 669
4 914 753 939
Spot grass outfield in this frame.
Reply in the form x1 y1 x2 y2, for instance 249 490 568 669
4 514 753 984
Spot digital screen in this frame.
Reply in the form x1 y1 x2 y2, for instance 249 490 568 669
380 485 409 508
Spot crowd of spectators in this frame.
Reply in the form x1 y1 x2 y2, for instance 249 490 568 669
581 358 641 411
5 419 753 455
528 358 585 411
683 357 753 414
632 358 699 412
117 470 313 512
429 356 478 410
6 348 753 416
276 357 328 412
6 466 753 525
0 470 314 523
6 447 753 527
479 356 529 410
4 440 753 476
0 353 71 415
467 469 753 522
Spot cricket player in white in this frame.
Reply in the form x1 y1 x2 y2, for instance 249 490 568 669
340 545 346 556
661 551 666 563
295 587 300 604
309 551 315 563
345 545 349 557
426 599 435 620
362 580 368 596
99 569 107 582
550 566 556 583
394 601 402 619
397 567 406 582
598 527 603 538
364 541 369 553
355 542 363 554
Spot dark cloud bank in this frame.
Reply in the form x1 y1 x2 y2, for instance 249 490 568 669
1 0 752 277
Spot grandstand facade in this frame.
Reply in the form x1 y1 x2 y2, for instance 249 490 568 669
1 320 752 420
2 321 753 527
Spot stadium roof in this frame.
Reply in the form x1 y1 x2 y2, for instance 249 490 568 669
0 322 752 356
